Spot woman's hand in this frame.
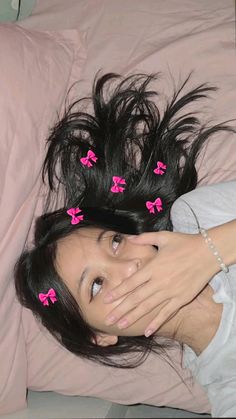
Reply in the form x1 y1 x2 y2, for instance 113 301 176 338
104 231 218 336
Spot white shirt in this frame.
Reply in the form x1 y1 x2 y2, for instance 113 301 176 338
171 181 236 417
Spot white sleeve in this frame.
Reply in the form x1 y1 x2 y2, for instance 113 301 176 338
203 342 236 417
171 180 236 234
209 379 236 417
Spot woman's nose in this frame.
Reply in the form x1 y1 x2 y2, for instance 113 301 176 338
115 258 141 283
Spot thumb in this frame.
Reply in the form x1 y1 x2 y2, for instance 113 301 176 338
127 232 167 246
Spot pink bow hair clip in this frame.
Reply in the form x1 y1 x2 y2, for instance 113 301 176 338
67 207 84 225
110 176 126 193
146 197 163 214
153 161 167 175
38 288 57 306
80 150 98 168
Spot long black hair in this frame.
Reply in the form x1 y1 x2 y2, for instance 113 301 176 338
15 73 234 368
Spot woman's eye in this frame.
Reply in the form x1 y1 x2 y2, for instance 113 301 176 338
112 233 123 253
90 277 103 300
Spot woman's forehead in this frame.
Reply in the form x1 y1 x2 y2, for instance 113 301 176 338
56 227 108 265
58 227 102 246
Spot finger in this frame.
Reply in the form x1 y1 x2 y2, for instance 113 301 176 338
127 231 168 246
105 282 162 325
103 270 151 303
105 290 168 327
144 302 179 337
116 294 169 329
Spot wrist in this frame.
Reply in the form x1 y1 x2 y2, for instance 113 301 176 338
199 228 229 274
202 220 236 273
197 232 221 278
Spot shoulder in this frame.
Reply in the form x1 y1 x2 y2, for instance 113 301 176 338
171 180 236 233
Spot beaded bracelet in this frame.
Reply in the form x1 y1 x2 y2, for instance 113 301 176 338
199 228 229 274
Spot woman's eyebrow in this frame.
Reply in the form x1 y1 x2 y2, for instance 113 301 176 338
78 230 107 292
78 267 88 292
96 229 107 243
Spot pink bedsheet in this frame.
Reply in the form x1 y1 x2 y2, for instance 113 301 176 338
1 0 235 414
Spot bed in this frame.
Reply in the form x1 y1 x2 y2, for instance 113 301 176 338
0 1 235 418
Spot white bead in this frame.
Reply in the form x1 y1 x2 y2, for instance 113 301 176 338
200 227 229 274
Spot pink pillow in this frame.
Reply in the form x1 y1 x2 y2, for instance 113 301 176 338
0 23 85 414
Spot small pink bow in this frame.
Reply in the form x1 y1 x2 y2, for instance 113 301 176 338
110 176 126 193
153 161 167 175
146 197 163 214
67 208 84 225
38 288 57 306
80 150 98 167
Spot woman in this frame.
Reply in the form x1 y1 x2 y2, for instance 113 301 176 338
14 73 236 416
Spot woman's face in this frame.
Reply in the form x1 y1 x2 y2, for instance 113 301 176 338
56 227 157 342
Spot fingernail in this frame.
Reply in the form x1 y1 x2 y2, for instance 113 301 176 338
105 315 116 325
118 319 129 329
145 329 154 337
104 293 114 303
